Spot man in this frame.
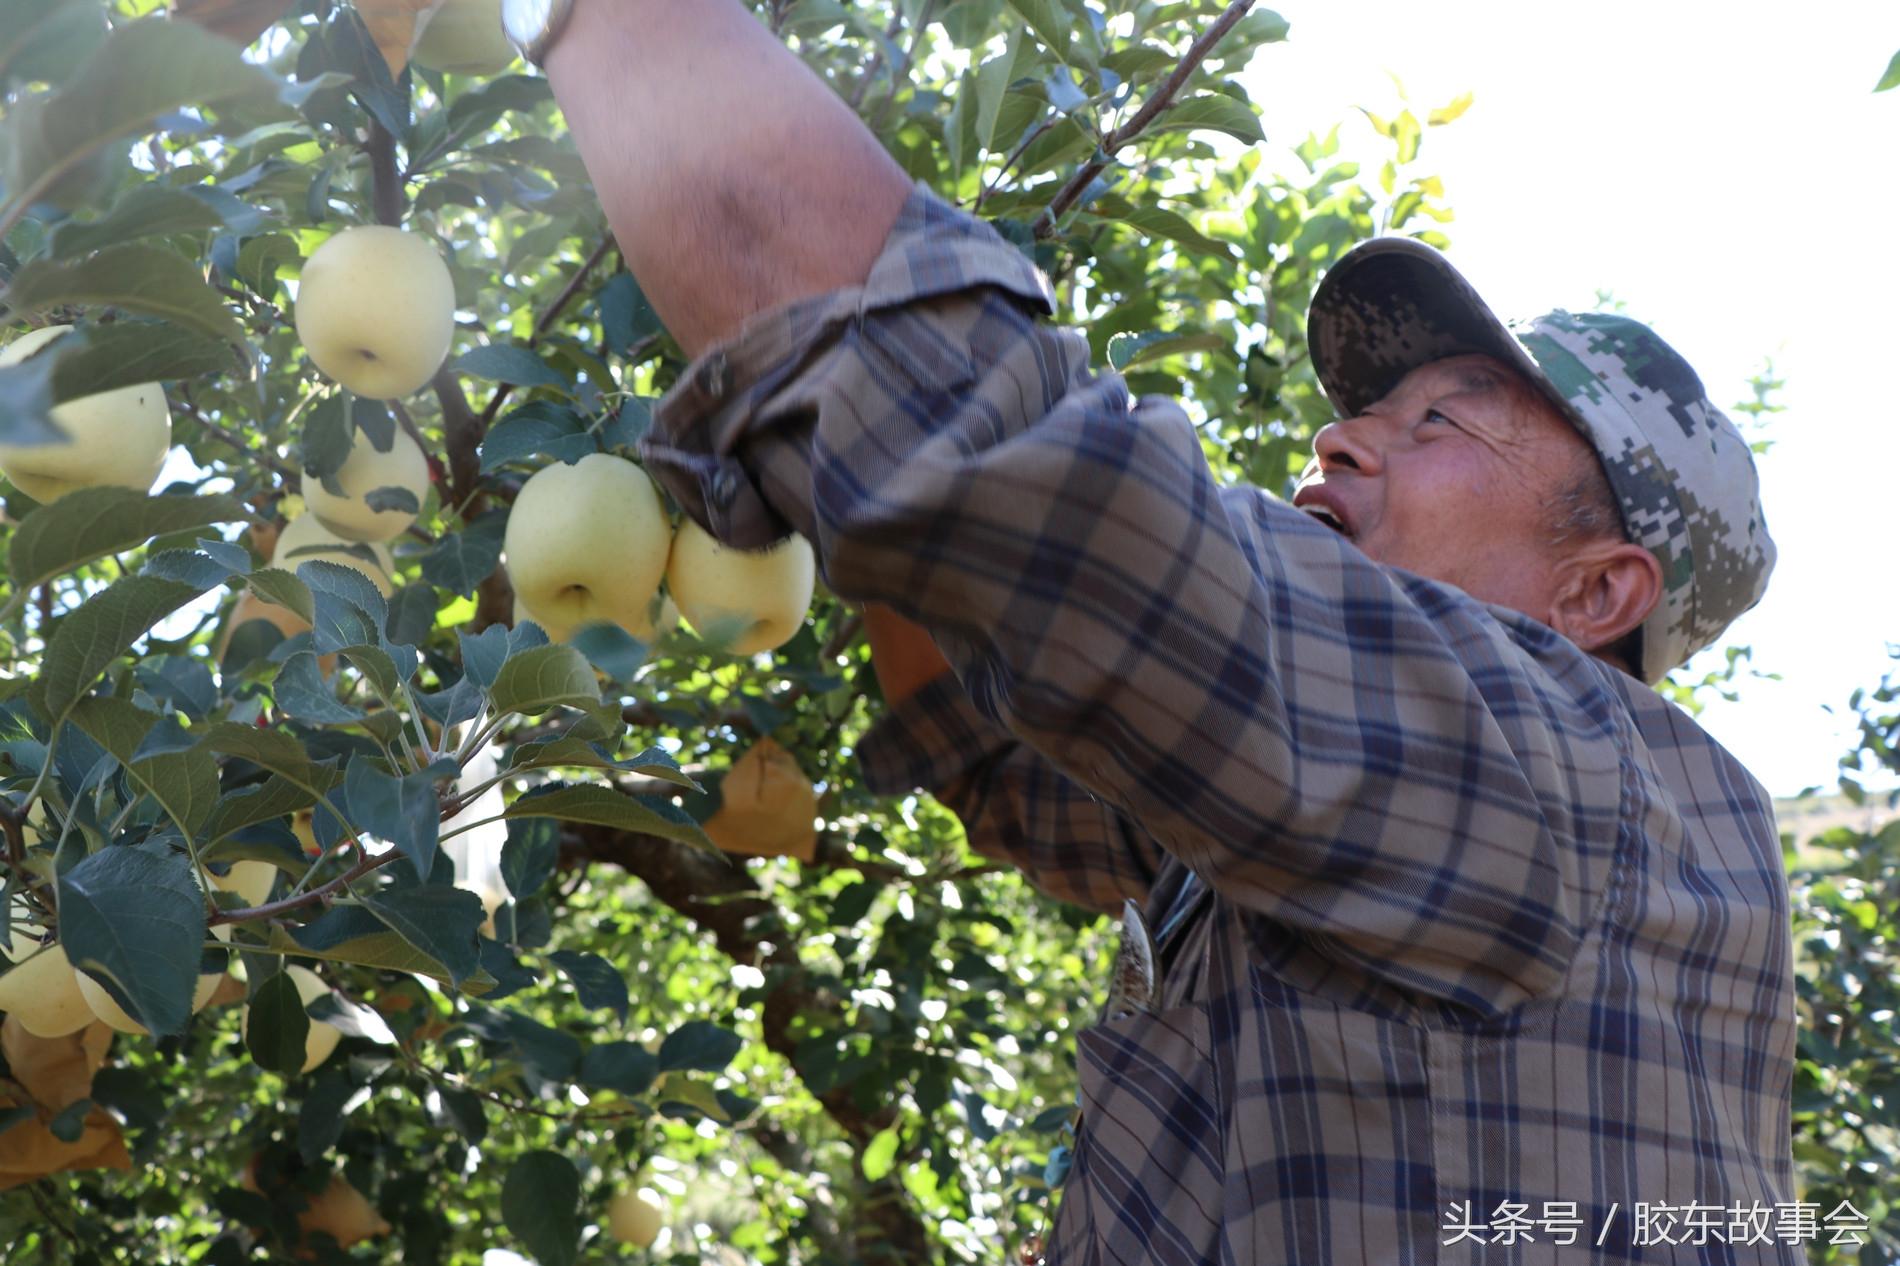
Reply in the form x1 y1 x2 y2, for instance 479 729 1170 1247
507 1 1797 1260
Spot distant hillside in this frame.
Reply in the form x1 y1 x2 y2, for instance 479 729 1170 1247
1773 787 1898 849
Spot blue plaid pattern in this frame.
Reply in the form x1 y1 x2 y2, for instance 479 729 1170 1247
640 184 1800 1264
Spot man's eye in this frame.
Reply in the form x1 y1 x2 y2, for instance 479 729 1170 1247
1424 409 1458 429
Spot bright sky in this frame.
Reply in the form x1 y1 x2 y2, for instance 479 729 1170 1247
1238 0 1900 796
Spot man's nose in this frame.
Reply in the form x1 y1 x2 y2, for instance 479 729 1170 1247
1310 414 1384 476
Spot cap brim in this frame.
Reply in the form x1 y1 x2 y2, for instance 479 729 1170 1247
1307 238 1584 439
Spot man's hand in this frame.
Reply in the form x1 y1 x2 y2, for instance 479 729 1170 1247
542 0 914 357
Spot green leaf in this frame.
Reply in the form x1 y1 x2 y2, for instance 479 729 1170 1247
3 243 243 347
0 0 107 92
8 489 244 595
281 909 492 992
297 1069 354 1161
488 645 601 717
436 1084 488 1144
298 392 353 481
1105 328 1230 371
1876 49 1900 92
1004 0 1070 58
577 1041 657 1097
0 17 290 218
273 652 369 726
70 697 220 841
1089 202 1233 257
657 1020 742 1074
344 762 441 881
479 402 592 472
58 845 205 1037
549 950 628 1022
192 723 340 803
499 818 558 900
0 341 64 447
452 344 569 391
298 559 387 654
506 739 699 790
245 567 315 624
503 784 715 851
246 968 311 1075
49 185 225 258
358 887 484 988
501 1151 580 1266
202 776 319 846
321 6 407 138
49 322 238 402
861 1125 900 1181
39 575 208 725
973 31 1024 155
1151 93 1265 145
419 511 506 596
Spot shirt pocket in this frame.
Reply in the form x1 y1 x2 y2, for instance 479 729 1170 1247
1051 1002 1222 1266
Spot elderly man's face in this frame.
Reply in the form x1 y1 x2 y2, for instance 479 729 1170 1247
1294 353 1595 618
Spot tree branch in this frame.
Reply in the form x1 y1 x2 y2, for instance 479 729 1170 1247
367 119 404 227
178 400 298 479
1035 0 1257 239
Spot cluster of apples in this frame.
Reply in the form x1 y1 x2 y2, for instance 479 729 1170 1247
506 453 816 655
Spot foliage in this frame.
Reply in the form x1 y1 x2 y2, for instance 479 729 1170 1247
0 1 1885 1265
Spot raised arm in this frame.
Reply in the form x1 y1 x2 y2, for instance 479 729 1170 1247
542 0 913 356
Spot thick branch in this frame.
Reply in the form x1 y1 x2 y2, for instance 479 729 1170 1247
368 119 404 227
1036 0 1257 239
561 822 928 1258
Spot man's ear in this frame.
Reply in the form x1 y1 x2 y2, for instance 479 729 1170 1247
1547 542 1663 659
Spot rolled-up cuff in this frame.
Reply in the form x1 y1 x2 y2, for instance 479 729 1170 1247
636 180 1054 551
854 670 1013 799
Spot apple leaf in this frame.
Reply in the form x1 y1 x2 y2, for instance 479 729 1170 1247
245 567 315 624
499 818 558 899
420 510 505 596
0 0 107 92
0 339 67 448
245 968 312 1075
50 321 239 402
3 242 244 347
296 560 387 654
357 887 483 986
1877 49 1900 93
479 401 592 472
9 489 245 595
452 344 569 392
657 1019 743 1074
501 1151 581 1266
578 1041 657 1097
487 645 601 717
503 783 715 851
344 760 443 881
39 576 211 726
319 5 409 138
0 17 292 219
49 185 226 258
273 652 369 725
1148 93 1265 145
505 739 699 791
363 484 420 515
298 393 354 480
549 950 628 1022
70 696 221 842
279 908 493 992
58 845 205 1038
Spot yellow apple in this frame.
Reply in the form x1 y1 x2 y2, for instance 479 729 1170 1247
0 937 94 1039
605 1187 665 1248
505 454 673 640
213 860 277 910
241 965 342 1074
411 0 516 74
0 325 171 504
271 512 396 595
667 519 815 655
305 426 431 542
294 227 455 399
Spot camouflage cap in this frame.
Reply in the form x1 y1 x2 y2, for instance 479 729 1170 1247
1306 238 1775 685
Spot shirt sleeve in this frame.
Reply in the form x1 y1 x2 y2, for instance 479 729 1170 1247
855 670 1165 915
638 182 1630 1018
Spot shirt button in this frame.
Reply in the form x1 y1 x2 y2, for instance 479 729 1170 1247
695 353 729 400
711 469 740 507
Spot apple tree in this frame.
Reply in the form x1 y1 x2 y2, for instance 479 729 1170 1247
0 1 1751 1263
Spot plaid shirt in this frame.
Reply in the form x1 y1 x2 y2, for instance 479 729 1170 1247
641 185 1800 1264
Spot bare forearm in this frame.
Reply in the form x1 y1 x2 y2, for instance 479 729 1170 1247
862 603 952 705
543 0 913 356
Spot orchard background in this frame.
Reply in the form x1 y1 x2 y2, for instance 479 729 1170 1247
0 0 1895 1262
